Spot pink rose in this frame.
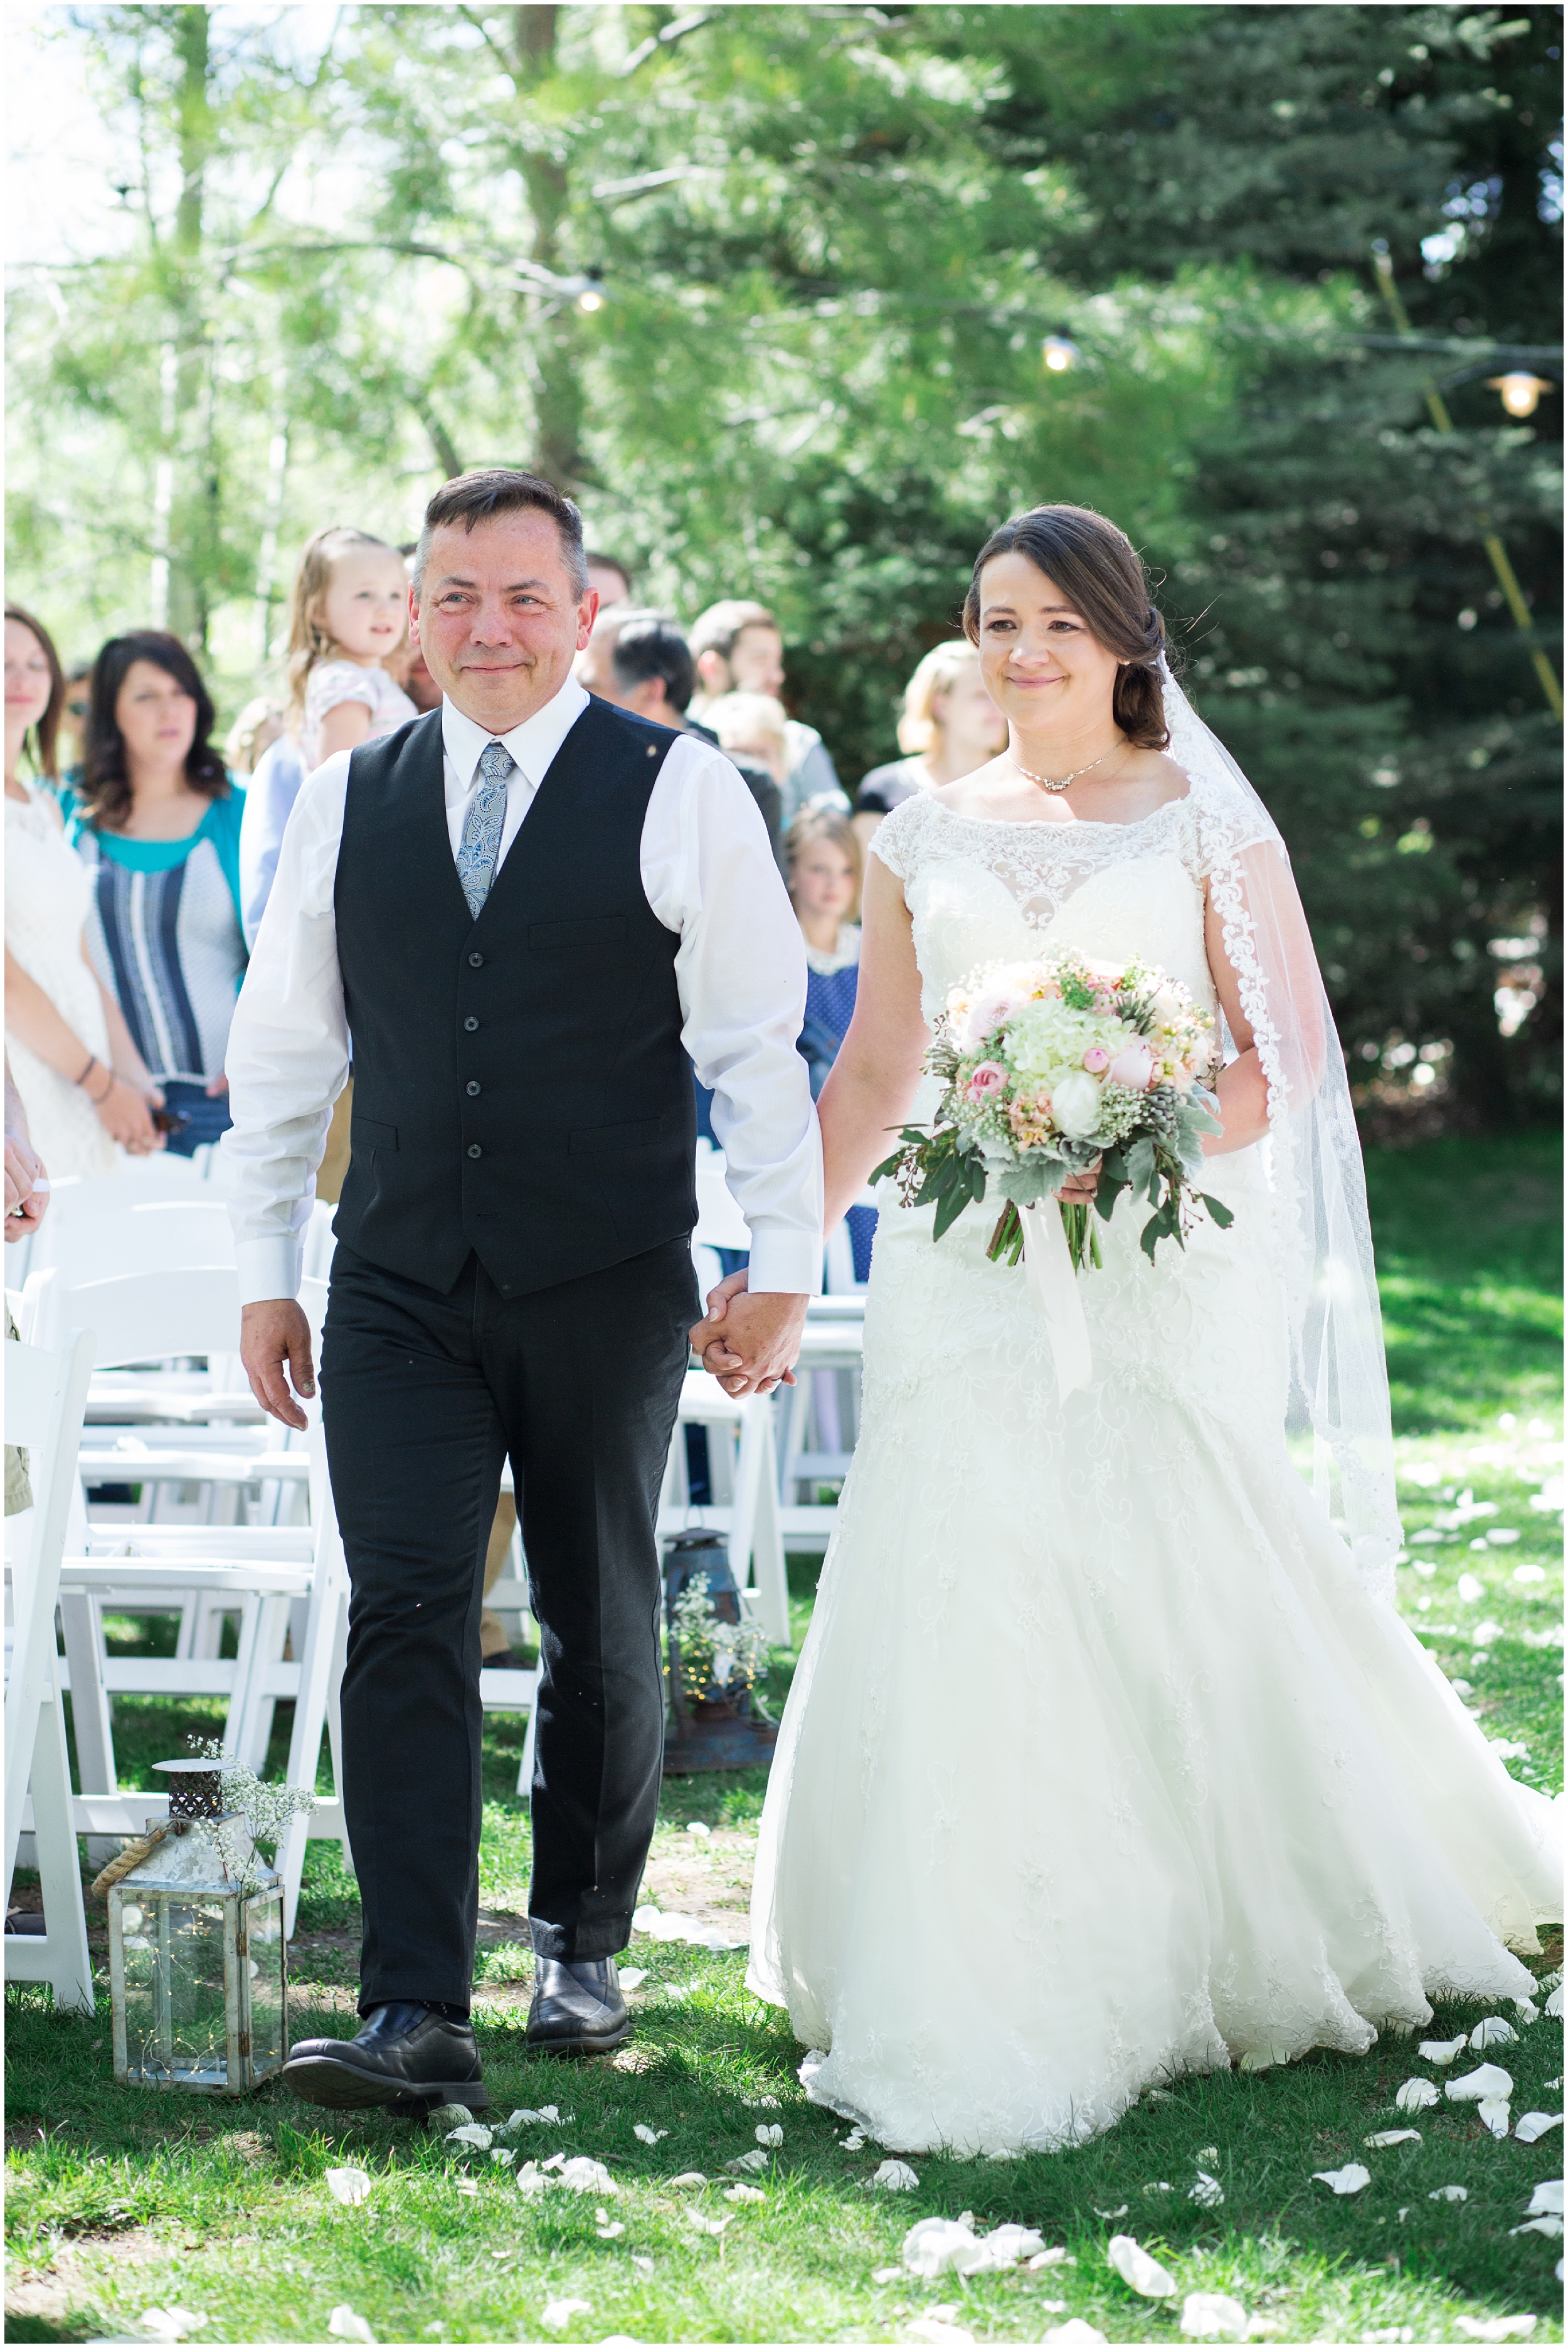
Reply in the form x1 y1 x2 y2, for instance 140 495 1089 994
1082 1046 1110 1073
1108 1043 1155 1092
967 1061 1008 1100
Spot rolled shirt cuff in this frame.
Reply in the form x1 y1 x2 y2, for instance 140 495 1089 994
742 1224 822 1297
235 1235 305 1309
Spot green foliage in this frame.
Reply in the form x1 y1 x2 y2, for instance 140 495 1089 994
4 5 1559 1120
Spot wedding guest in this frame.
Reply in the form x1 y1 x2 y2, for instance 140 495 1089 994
580 612 785 865
225 696 286 777
585 550 633 607
689 598 846 818
396 544 444 712
787 807 874 1282
287 526 416 772
65 631 246 1157
237 730 307 948
853 639 1008 853
5 605 163 1171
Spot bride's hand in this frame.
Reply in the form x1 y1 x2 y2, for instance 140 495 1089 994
1059 1156 1102 1208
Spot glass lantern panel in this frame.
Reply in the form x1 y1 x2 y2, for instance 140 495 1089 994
244 1890 286 2077
120 1895 233 2089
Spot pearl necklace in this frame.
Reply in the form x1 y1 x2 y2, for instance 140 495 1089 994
1008 742 1124 794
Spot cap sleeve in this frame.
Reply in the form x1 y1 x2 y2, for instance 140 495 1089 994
307 661 380 720
866 791 935 883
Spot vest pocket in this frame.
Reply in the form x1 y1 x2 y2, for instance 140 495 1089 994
568 1110 681 1155
351 1117 398 1150
529 916 629 952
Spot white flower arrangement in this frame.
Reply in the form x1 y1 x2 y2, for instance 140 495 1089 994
667 1583 770 1706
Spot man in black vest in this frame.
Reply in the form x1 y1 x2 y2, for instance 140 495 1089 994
225 470 820 2112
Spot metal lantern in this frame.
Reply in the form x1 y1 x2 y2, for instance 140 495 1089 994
662 1532 778 1775
107 1761 287 2096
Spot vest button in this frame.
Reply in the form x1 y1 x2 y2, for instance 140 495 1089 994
466 1080 481 1097
464 1016 479 1032
467 1144 482 1159
469 951 484 968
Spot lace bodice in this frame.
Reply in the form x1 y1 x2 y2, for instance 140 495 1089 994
870 787 1218 1025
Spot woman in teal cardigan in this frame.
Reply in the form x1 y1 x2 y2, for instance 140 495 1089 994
65 632 247 1157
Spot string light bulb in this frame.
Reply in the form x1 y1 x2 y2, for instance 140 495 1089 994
1486 372 1554 419
576 282 607 314
1041 336 1081 375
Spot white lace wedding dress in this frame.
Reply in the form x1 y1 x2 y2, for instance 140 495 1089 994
747 782 1559 2157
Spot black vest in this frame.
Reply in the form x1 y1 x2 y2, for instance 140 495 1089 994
332 700 695 1297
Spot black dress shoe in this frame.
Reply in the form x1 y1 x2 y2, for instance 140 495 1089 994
526 1957 630 2056
282 2000 489 2113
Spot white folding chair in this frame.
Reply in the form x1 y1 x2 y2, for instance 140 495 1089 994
658 1373 789 1646
4 1325 97 2011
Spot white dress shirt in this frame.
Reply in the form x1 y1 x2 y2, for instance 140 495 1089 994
223 675 822 1304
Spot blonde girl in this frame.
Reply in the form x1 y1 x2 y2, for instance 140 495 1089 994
853 638 1007 850
287 526 416 772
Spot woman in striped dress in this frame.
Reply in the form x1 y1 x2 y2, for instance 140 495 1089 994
65 633 247 1157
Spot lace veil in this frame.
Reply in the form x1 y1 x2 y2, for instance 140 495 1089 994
1162 659 1402 1598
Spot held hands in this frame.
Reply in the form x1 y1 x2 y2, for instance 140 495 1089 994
240 1299 317 1431
688 1271 808 1399
97 1073 166 1155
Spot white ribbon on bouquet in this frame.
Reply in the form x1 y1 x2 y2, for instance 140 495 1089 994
1022 1201 1092 1400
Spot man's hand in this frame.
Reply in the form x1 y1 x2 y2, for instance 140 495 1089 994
689 1272 808 1398
241 1299 317 1430
4 1134 47 1240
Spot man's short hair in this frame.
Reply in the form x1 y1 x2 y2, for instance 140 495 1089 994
688 598 776 664
586 549 633 592
610 610 695 714
414 469 588 600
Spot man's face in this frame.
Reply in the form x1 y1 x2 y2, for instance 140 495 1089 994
411 511 596 733
586 558 631 607
728 624 785 698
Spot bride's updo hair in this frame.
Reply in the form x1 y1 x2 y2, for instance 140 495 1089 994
963 504 1170 750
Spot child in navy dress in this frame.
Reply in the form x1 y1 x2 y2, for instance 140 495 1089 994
788 808 875 1283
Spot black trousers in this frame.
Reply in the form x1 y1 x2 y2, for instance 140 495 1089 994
320 1237 696 2011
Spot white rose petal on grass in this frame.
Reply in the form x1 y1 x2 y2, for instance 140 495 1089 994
686 1820 711 1837
1526 2181 1564 2218
1189 2171 1224 2207
1515 2112 1565 2143
324 2167 373 2206
1029 2248 1072 2269
1180 2292 1249 2340
426 2103 472 2130
1042 2325 1106 2347
841 2130 867 2152
618 1970 647 1992
1446 2064 1515 2103
327 2313 376 2347
687 2211 732 2236
869 2159 920 2192
1454 2320 1539 2342
1396 2078 1441 2112
630 2256 655 2276
558 2157 618 2195
724 2182 766 2204
1106 2235 1177 2297
1471 2016 1520 2049
1365 2130 1422 2149
726 2150 769 2174
445 2123 492 2150
595 2221 626 2240
1312 2164 1372 2196
744 2094 781 2109
665 2171 707 2188
904 2321 975 2348
490 2148 515 2166
136 2313 209 2342
1093 2204 1130 2221
1478 2098 1513 2138
539 2299 592 2332
1429 2185 1469 2202
1515 1999 1540 2024
1510 2217 1564 2239
1420 2036 1470 2066
755 2122 783 2147
1545 1984 1564 2019
632 2125 667 2146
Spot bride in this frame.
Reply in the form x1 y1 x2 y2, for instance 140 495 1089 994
701 502 1560 2155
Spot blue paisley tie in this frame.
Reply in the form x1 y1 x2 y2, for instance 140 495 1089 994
455 740 514 918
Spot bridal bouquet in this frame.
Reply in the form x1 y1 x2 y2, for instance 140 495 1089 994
871 950 1231 1272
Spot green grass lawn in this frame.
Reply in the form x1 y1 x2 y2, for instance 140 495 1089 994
7 1135 1562 2346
